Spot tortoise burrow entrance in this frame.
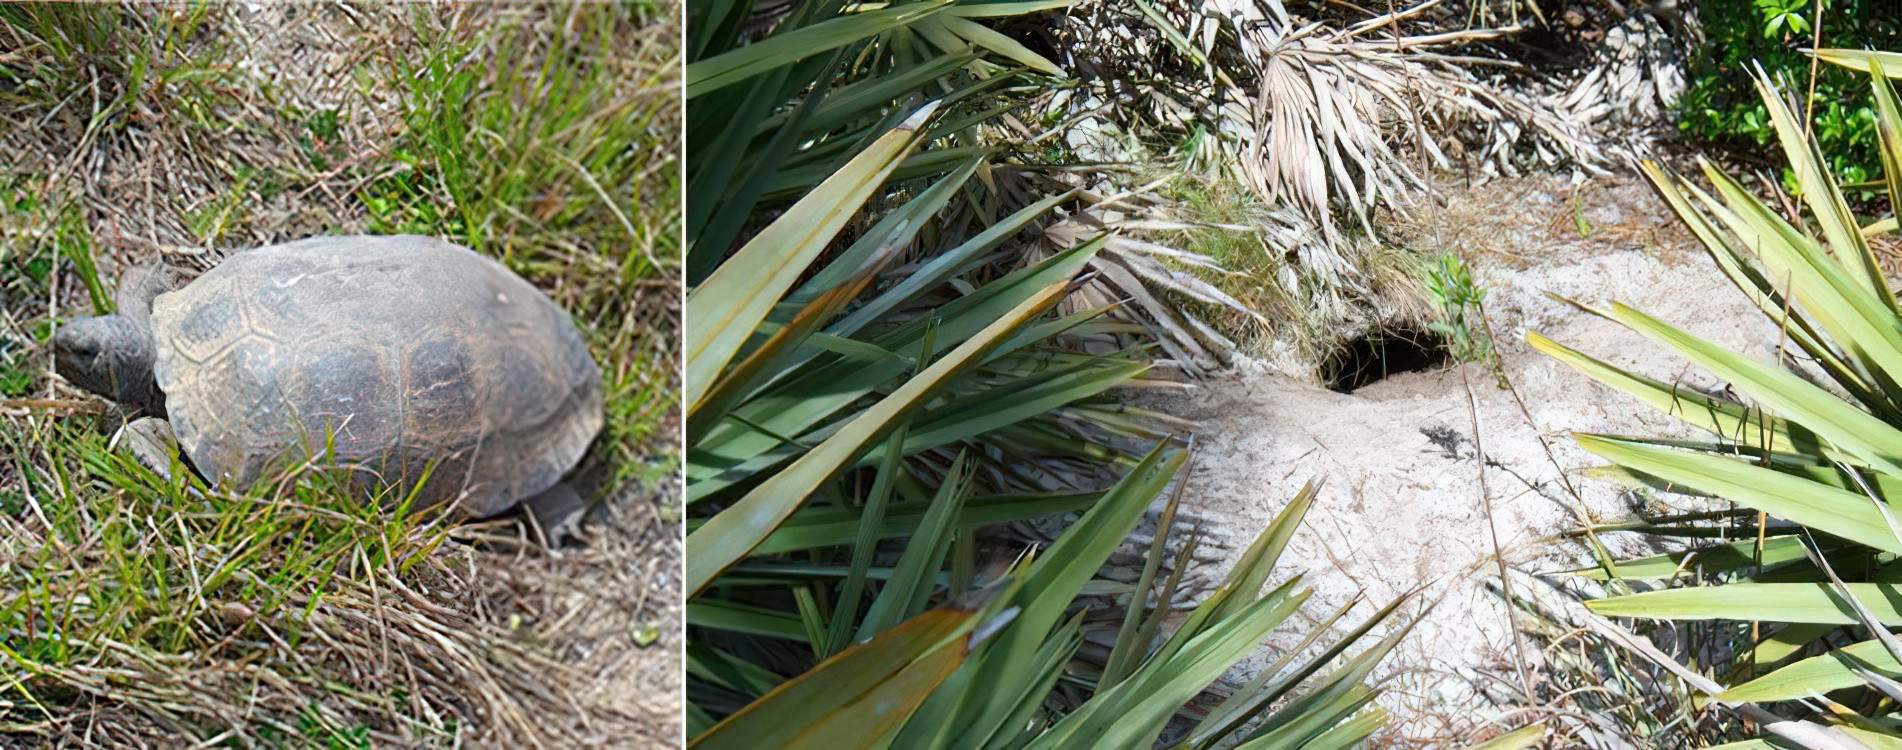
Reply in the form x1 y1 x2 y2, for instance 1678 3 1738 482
1320 324 1450 393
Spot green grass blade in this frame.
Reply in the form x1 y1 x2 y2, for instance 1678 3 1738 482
691 598 986 749
1211 478 1319 623
910 15 973 59
784 159 981 313
1695 165 1902 397
946 0 1078 18
1868 56 1902 222
1641 161 1866 399
879 359 1150 463
1244 620 1414 745
1584 440 1902 499
686 70 794 273
687 643 786 698
933 443 1187 746
937 15 1061 75
793 586 828 653
1731 622 1839 682
1034 582 1310 748
1815 49 1902 78
1099 458 1188 690
754 51 976 138
1298 707 1391 750
1751 66 1895 311
745 490 1100 556
1466 723 1546 750
986 610 1085 749
824 189 1079 342
1568 536 1816 580
1232 689 1384 746
690 239 1104 488
1193 591 1412 748
1589 582 1902 625
760 145 997 202
689 600 809 641
690 251 892 438
1606 303 1902 477
1526 330 1824 458
859 453 972 638
1723 636 1902 702
823 421 913 658
691 48 849 283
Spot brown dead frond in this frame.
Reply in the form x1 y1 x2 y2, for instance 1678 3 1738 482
1046 0 1681 245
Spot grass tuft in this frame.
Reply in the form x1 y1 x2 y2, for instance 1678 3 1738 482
1 422 471 743
1157 175 1433 376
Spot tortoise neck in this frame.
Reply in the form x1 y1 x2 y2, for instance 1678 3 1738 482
124 321 164 418
102 315 162 417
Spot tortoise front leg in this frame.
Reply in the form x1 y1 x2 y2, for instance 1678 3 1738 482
112 416 180 480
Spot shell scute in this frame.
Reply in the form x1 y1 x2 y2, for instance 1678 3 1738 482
169 293 245 364
492 343 565 427
292 342 402 455
404 332 484 444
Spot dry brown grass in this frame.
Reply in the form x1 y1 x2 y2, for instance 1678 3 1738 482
1 3 680 746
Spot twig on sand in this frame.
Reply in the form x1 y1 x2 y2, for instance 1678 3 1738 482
1459 360 1536 700
1476 302 1619 576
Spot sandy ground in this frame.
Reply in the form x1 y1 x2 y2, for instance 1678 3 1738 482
1142 173 1782 743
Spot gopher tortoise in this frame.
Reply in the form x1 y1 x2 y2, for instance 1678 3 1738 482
51 235 604 536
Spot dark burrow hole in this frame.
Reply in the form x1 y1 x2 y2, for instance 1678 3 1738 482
1322 324 1450 393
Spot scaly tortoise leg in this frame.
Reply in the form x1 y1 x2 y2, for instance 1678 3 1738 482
112 416 179 480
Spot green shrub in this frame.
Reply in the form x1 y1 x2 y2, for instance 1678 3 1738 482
1676 0 1902 188
1423 252 1491 365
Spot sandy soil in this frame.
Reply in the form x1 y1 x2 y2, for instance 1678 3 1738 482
1143 173 1782 743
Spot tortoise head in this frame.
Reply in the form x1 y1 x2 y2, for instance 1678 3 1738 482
53 315 163 415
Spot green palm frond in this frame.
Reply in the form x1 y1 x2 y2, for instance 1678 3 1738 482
1537 51 1902 744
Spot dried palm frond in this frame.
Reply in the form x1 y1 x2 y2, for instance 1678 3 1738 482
1033 173 1424 379
1525 12 1686 148
1049 0 1626 243
1038 179 1264 376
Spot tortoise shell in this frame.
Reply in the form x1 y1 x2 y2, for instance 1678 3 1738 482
149 235 604 516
